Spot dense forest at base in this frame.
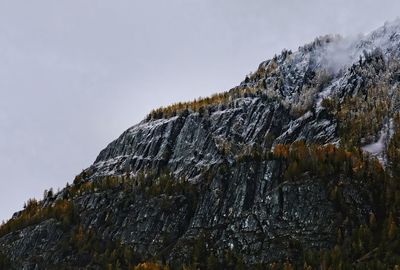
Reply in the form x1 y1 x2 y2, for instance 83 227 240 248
1 132 400 269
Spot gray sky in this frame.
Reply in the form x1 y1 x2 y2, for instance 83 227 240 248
0 0 399 222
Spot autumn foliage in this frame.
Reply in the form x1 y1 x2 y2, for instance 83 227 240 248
133 262 170 270
0 198 75 237
146 86 260 120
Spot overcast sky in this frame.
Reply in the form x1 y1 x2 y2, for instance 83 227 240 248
0 0 399 222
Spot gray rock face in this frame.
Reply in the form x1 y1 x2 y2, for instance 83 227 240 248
91 99 290 179
0 158 373 268
1 20 400 269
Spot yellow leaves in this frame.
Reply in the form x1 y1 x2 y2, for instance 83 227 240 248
147 87 259 120
79 181 94 194
266 59 278 74
55 199 70 212
148 92 229 120
272 140 388 184
133 262 170 270
25 198 39 213
0 198 73 237
337 85 390 148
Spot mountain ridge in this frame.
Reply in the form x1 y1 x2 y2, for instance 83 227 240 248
1 20 400 269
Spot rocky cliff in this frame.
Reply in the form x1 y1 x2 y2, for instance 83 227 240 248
1 21 400 270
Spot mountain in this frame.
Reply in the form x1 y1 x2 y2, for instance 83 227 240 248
1 20 400 269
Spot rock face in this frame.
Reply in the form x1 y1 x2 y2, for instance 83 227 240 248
2 20 400 269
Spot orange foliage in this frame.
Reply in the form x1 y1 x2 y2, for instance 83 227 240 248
133 262 170 270
273 144 289 159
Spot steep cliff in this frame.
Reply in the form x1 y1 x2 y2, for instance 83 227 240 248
1 21 400 270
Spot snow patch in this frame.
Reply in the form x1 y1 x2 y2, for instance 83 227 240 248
361 118 394 166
